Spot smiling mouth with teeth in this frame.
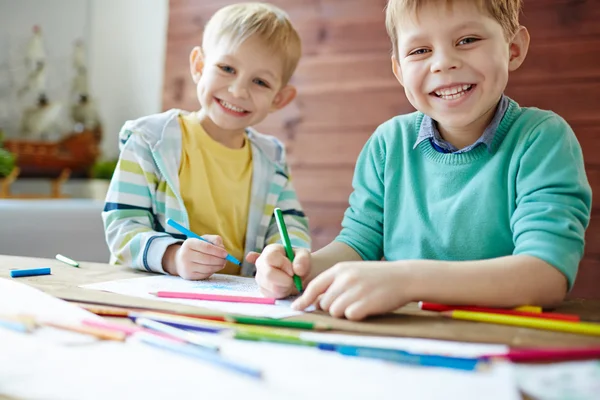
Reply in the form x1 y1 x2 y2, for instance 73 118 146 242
217 98 249 114
432 84 474 100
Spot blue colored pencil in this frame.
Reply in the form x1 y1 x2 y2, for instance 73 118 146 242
319 344 481 371
10 267 51 278
166 219 242 266
0 315 35 333
135 317 220 352
134 332 262 379
128 313 225 334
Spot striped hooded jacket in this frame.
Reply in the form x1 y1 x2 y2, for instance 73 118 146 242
102 109 311 276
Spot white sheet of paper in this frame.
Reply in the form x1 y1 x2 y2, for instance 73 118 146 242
0 277 101 344
515 361 600 400
0 277 100 324
0 327 520 400
81 274 307 318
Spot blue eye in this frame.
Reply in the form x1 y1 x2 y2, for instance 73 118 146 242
409 48 430 56
219 65 235 74
253 78 270 88
458 37 479 45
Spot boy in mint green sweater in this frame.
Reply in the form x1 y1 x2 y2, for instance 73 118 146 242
248 0 592 320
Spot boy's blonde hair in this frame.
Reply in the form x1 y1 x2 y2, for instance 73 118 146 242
385 0 522 58
202 2 301 86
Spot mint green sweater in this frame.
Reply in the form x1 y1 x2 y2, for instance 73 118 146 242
336 100 592 288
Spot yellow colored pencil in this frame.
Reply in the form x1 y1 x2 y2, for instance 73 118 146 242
445 310 600 337
514 305 542 313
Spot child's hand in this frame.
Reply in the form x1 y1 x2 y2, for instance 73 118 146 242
291 262 412 321
166 236 228 280
246 244 311 299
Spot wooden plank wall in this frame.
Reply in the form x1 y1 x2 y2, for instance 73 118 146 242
163 0 600 299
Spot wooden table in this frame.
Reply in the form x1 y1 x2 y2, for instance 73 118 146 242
2 254 599 348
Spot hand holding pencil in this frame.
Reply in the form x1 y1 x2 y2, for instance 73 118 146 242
249 208 311 298
163 233 229 280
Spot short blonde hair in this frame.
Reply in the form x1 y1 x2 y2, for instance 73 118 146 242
202 2 302 86
385 0 522 57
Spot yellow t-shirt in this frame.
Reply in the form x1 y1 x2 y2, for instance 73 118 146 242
178 113 253 275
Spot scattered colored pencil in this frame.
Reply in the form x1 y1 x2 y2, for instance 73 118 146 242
55 254 79 268
152 291 276 305
514 305 542 313
232 330 316 347
69 301 227 322
82 319 143 335
129 312 226 334
486 347 600 363
444 310 600 337
43 321 127 341
319 344 481 371
228 316 330 331
77 304 132 317
419 301 580 322
129 312 305 340
133 332 262 379
10 267 51 278
135 317 220 352
166 219 241 266
0 314 36 333
129 311 488 372
273 207 303 293
80 319 183 342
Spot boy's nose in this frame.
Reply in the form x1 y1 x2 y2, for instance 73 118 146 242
430 50 461 73
228 81 249 99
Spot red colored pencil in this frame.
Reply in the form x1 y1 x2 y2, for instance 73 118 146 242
418 301 580 322
485 347 600 363
152 291 277 305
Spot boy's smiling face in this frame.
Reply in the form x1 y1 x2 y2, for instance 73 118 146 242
392 1 529 138
190 35 296 140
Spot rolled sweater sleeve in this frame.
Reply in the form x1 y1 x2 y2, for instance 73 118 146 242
511 115 592 289
336 132 385 261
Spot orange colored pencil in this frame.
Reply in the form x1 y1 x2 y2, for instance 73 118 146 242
43 321 127 341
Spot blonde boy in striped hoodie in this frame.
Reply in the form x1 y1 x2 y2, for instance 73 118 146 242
103 3 310 280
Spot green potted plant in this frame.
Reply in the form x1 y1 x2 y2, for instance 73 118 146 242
0 143 17 198
88 159 118 200
0 148 16 179
91 159 118 180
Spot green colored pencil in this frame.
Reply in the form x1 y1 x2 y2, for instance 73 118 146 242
233 330 318 347
229 316 331 331
273 207 303 293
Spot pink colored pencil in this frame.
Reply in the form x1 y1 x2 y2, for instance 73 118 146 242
418 301 580 322
485 347 600 363
82 319 181 341
152 291 277 305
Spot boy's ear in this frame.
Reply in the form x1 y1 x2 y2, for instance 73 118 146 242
270 85 297 112
508 26 530 72
391 56 404 87
189 46 205 83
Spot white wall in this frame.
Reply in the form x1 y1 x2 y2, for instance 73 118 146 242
88 0 168 158
0 0 168 159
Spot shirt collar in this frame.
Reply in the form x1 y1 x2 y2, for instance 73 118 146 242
413 95 510 153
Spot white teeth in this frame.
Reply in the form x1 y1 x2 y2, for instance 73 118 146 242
219 99 246 113
434 84 472 100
